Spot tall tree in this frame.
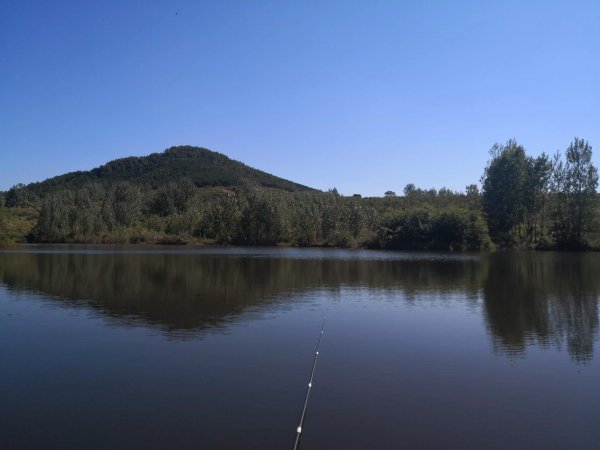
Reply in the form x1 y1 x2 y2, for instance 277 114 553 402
523 153 552 241
238 187 285 244
550 138 598 248
481 140 528 243
465 184 481 210
35 191 72 242
200 192 240 243
111 182 142 227
5 183 38 208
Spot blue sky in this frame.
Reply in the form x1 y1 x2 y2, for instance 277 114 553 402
1 0 599 196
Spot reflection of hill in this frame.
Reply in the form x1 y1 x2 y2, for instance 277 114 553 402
0 250 598 361
0 251 484 332
482 252 600 363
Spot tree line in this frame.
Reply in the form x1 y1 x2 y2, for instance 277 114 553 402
1 138 598 250
482 137 598 249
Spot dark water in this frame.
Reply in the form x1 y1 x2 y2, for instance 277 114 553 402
0 247 598 450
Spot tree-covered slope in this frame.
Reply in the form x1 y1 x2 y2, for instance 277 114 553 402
26 146 314 194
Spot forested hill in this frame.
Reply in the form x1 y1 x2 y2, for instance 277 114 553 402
25 146 314 195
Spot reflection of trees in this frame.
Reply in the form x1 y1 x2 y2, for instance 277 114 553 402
0 250 598 362
482 253 600 363
0 251 484 333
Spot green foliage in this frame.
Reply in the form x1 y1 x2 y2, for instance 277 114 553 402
237 187 286 245
550 138 599 248
0 207 36 243
379 206 491 251
111 182 142 227
523 153 552 242
481 141 562 247
2 138 596 251
481 140 528 242
404 183 417 196
148 178 196 217
5 184 38 208
197 191 240 243
35 191 73 242
26 146 314 196
288 193 323 246
24 179 494 250
380 207 433 250
70 184 106 239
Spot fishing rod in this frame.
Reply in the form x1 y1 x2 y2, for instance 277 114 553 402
293 316 326 450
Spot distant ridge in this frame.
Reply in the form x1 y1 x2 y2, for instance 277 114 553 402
26 146 315 194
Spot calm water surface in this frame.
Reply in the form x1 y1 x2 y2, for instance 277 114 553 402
0 246 599 449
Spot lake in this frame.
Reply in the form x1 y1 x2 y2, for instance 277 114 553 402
0 247 598 449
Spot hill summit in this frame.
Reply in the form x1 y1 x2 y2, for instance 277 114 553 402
27 146 314 194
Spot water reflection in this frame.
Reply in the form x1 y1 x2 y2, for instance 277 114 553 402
0 248 598 362
483 252 600 363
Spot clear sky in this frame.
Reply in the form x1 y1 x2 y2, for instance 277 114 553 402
1 1 599 196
